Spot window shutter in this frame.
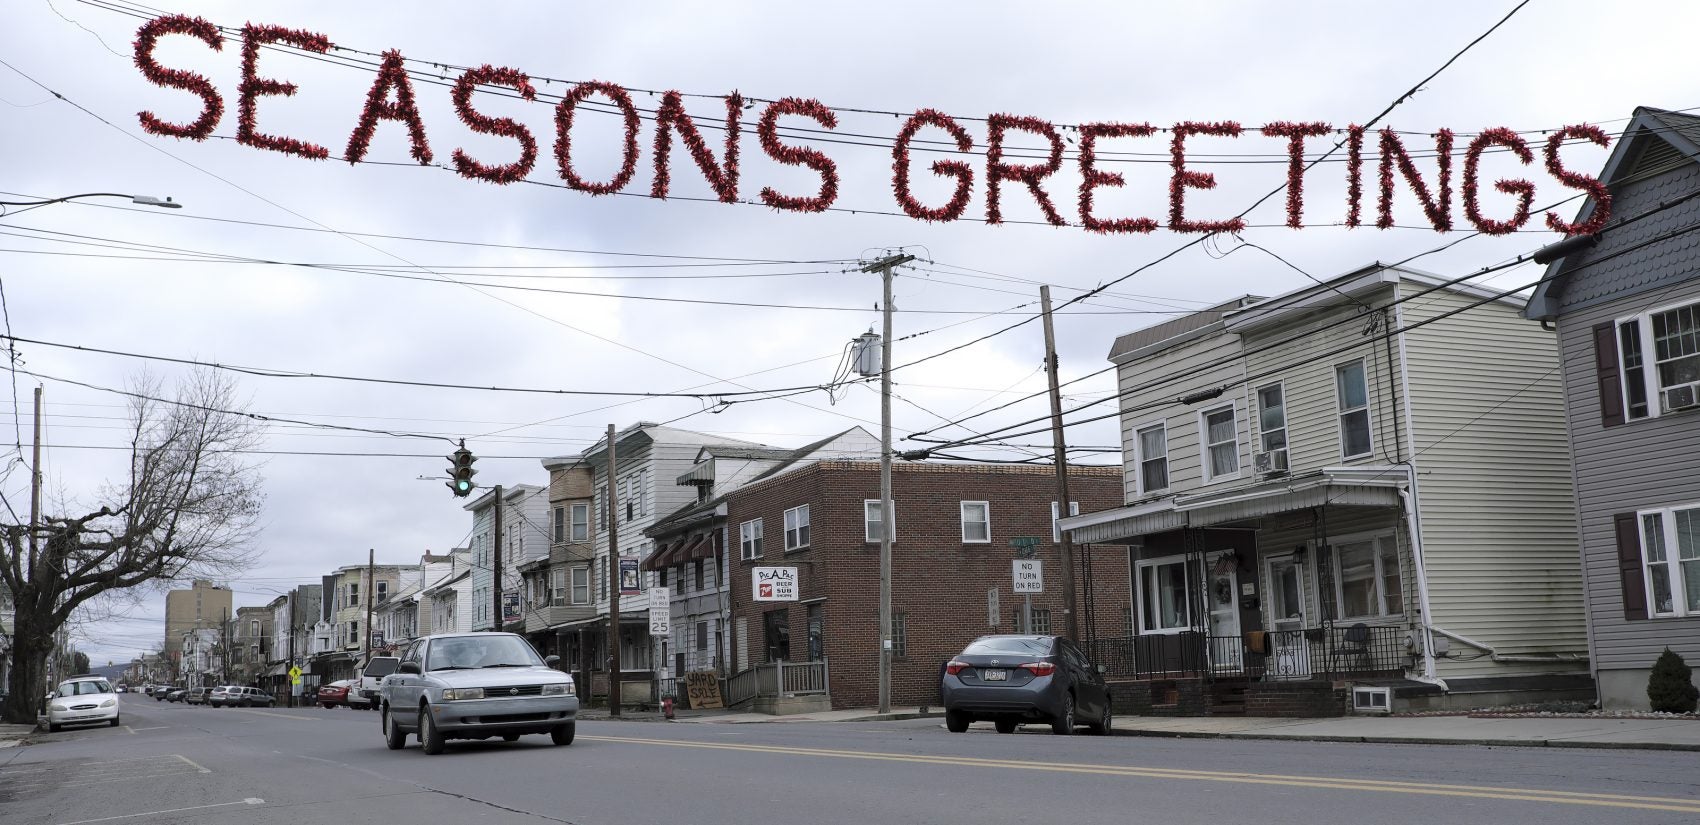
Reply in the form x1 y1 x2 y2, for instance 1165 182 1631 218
1593 322 1625 427
1614 512 1648 621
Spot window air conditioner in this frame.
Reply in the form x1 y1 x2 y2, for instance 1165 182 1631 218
1253 449 1289 475
1663 382 1700 413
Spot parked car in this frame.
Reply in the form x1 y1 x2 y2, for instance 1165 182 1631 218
940 635 1112 735
351 656 400 710
184 687 210 705
317 679 353 708
379 632 577 755
212 686 274 708
166 688 187 703
46 676 121 732
207 686 236 707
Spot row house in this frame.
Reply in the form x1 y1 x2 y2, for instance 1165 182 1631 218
424 549 474 636
467 485 549 633
374 552 455 656
724 459 1129 710
178 628 219 687
518 463 595 671
228 606 271 686
1523 106 1700 709
1060 262 1589 715
263 583 322 698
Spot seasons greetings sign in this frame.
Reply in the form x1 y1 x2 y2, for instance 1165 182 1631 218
132 14 1612 236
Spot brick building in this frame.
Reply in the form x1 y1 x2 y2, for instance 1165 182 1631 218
724 460 1128 709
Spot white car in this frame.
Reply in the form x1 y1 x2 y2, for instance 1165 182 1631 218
47 676 121 732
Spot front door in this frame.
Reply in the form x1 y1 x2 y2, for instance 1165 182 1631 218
1205 552 1241 673
1265 553 1310 678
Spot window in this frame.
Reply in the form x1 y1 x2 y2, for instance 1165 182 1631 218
891 612 907 658
553 506 565 544
863 500 890 544
1257 383 1287 456
571 566 590 605
763 609 790 661
694 559 705 591
348 622 359 645
551 568 566 607
570 504 590 542
1336 360 1373 458
696 621 709 651
348 582 359 607
1137 423 1169 494
960 501 990 543
624 475 635 523
740 519 764 560
784 505 811 551
249 619 260 637
1200 404 1239 481
1329 534 1404 618
1029 608 1051 635
1639 504 1700 617
1051 501 1079 542
1138 557 1192 633
1618 301 1700 419
673 566 685 595
376 581 388 603
595 485 607 533
807 604 824 661
596 558 606 601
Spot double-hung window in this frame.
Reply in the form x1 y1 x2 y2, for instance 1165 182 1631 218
571 566 589 605
1200 404 1239 482
595 485 607 533
1257 384 1288 469
1336 360 1373 458
1328 533 1403 618
570 503 590 542
784 505 811 551
740 518 764 560
1137 423 1169 494
960 501 990 543
1639 504 1700 617
863 500 890 544
1618 300 1700 419
551 568 566 607
1138 557 1191 633
553 506 565 544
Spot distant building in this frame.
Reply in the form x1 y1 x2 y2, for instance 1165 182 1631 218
163 580 231 677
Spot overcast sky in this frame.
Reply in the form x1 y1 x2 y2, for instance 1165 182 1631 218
1 0 1691 668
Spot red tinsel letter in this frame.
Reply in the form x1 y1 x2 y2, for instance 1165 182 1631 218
554 81 641 195
1545 125 1613 236
891 109 974 223
757 98 840 213
345 49 433 165
237 24 331 159
1077 122 1158 234
133 15 224 140
651 91 742 202
1377 128 1453 231
1461 128 1535 235
1169 121 1245 233
1261 121 1332 228
450 66 537 185
985 114 1066 226
1346 124 1366 227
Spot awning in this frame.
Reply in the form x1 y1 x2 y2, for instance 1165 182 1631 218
266 663 288 677
683 533 716 561
1059 467 1405 544
641 540 681 572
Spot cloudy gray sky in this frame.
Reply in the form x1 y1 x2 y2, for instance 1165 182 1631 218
1 0 1691 667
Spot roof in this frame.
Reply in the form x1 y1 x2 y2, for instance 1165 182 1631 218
1108 297 1263 363
1525 106 1700 320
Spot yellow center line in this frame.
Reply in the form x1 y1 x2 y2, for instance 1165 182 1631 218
580 735 1700 814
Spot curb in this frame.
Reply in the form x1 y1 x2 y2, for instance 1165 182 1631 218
1113 727 1700 752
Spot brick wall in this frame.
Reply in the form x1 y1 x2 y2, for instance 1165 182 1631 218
1243 680 1346 717
1109 678 1208 716
725 460 1130 709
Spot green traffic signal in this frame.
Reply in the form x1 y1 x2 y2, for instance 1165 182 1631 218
446 444 477 498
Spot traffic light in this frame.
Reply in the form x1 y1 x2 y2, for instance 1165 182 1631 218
446 443 477 497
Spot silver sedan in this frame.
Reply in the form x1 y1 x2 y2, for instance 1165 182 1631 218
379 632 578 755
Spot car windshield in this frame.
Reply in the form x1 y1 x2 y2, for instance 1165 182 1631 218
428 636 542 670
962 637 1054 657
57 680 112 696
362 658 399 677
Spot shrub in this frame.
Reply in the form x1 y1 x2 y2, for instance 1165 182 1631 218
1647 648 1699 713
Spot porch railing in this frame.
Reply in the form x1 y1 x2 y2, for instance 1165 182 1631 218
1088 622 1407 682
721 658 829 706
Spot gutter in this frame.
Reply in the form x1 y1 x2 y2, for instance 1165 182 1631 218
1429 625 1589 663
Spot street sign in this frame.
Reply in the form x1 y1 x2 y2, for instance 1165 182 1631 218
648 587 671 635
751 566 798 601
1013 559 1043 593
287 665 302 683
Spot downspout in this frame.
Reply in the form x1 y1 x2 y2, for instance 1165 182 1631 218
1392 293 1444 690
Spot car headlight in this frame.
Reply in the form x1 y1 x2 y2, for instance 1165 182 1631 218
540 683 569 696
50 703 67 712
101 699 117 708
440 688 484 701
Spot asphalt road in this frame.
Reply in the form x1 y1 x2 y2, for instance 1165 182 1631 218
4 696 1698 825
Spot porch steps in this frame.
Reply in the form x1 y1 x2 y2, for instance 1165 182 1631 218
1209 678 1250 716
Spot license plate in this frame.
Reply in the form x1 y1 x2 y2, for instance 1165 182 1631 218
983 669 1008 681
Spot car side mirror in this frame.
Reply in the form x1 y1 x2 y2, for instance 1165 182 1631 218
1096 664 1107 675
544 655 560 669
397 661 421 675
45 691 56 700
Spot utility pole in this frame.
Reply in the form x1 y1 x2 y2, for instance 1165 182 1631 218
605 425 622 718
1040 286 1079 641
287 590 296 708
861 253 912 715
363 548 375 661
28 386 41 575
493 485 505 633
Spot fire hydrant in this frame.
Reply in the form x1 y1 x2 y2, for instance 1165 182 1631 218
662 696 676 720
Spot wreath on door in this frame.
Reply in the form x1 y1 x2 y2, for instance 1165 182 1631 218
1214 576 1234 605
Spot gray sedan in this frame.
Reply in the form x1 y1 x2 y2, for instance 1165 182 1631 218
940 635 1112 735
380 632 578 755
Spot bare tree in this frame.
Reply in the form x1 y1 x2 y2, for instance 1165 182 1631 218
0 371 263 723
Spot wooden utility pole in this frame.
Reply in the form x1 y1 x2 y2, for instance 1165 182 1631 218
28 386 41 574
287 590 296 707
1041 286 1079 641
860 253 912 715
363 548 375 660
493 485 505 633
605 424 622 717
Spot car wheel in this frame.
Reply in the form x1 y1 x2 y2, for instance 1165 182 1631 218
321 703 333 709
500 733 520 743
1090 702 1112 736
550 722 575 746
1051 693 1076 736
110 716 121 728
994 719 1018 734
383 706 408 750
48 722 61 733
419 706 445 755
945 710 971 733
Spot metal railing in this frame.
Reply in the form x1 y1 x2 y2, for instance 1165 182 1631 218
1089 622 1407 682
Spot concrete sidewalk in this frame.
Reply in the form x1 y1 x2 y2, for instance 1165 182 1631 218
1110 714 1700 751
0 723 35 748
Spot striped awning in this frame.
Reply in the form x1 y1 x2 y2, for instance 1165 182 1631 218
640 540 681 572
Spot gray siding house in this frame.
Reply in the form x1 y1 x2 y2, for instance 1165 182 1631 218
1062 263 1589 714
1524 106 1700 709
